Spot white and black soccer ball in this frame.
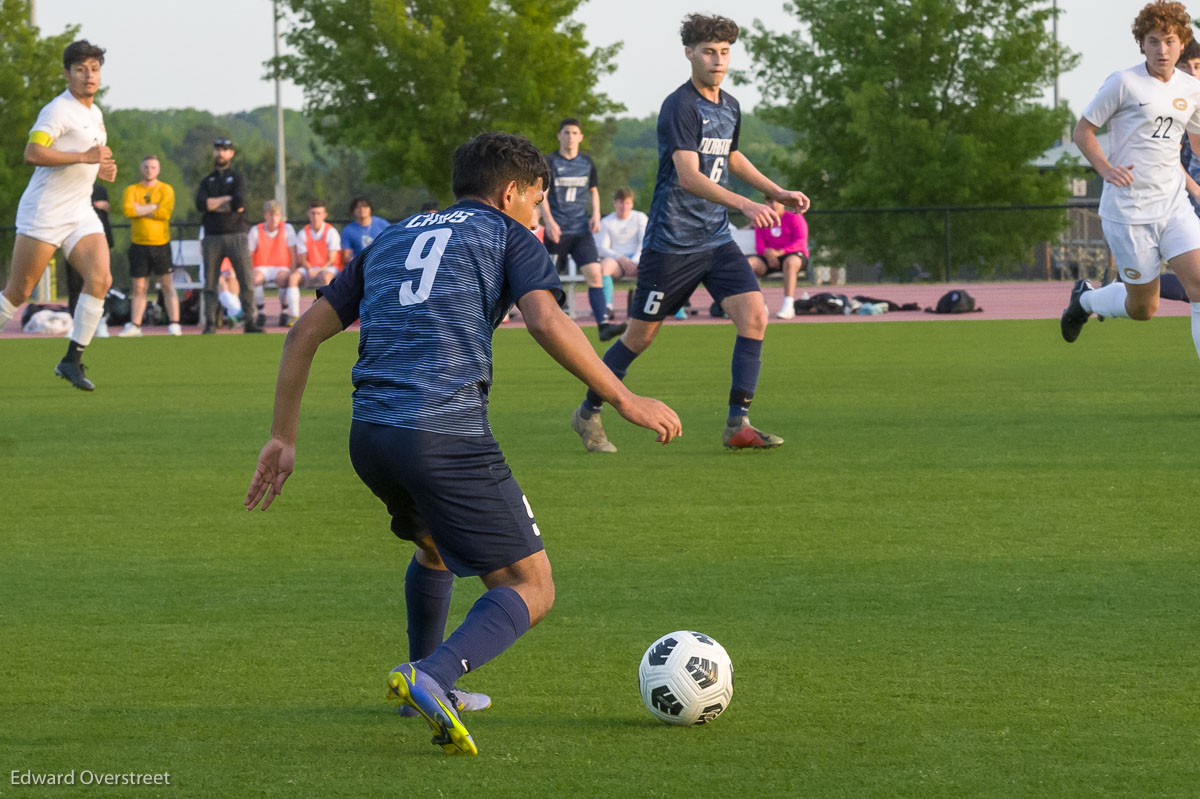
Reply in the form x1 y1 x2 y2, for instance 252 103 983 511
638 630 733 726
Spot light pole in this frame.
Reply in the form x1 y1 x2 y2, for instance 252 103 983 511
273 0 287 215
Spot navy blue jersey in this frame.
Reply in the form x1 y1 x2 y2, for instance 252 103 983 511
318 200 564 436
643 82 742 254
545 151 598 235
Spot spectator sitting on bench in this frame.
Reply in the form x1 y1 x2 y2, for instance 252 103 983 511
746 193 809 319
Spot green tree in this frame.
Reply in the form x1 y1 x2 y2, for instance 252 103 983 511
743 0 1079 277
0 0 77 225
274 0 621 203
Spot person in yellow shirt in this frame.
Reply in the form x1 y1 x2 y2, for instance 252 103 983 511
120 155 180 336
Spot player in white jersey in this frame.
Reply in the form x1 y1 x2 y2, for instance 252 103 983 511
1061 2 1200 360
0 41 116 390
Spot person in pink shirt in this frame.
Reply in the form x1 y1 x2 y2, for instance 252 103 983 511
747 196 809 318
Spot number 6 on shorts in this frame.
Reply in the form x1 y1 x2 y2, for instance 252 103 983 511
643 290 664 316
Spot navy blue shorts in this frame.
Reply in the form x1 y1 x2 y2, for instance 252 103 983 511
545 232 599 271
348 420 544 577
632 241 761 321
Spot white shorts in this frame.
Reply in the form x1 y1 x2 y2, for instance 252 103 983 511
16 212 105 258
253 265 289 283
1101 199 1200 284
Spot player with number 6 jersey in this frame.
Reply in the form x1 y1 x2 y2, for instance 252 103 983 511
570 13 810 453
1061 0 1200 362
244 132 681 756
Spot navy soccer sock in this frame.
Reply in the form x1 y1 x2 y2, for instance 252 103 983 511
418 586 532 691
582 339 638 414
405 555 455 660
1160 273 1191 302
588 287 609 324
728 335 763 422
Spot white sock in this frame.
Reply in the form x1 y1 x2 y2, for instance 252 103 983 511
0 293 17 329
253 285 265 308
1191 303 1200 361
287 286 300 317
219 290 242 316
1080 282 1129 319
71 293 105 347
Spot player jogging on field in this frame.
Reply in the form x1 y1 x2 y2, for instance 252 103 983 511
244 132 681 756
1061 1 1200 352
0 40 116 390
569 13 810 453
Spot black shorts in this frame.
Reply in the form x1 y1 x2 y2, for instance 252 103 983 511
756 251 808 274
632 241 761 321
545 232 599 272
128 243 173 278
348 420 545 577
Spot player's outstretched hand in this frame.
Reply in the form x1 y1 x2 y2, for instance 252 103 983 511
741 200 782 229
615 395 683 444
776 189 811 214
244 437 295 511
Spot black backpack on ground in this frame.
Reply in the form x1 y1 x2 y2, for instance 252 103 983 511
925 289 983 314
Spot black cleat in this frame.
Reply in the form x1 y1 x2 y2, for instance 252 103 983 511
1060 279 1093 343
55 359 95 391
244 323 266 334
597 321 627 341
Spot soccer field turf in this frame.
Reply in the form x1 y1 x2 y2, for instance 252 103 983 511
3 318 1199 797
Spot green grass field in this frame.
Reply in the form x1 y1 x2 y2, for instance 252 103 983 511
3 318 1200 797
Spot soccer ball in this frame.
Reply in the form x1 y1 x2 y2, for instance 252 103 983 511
638 630 734 725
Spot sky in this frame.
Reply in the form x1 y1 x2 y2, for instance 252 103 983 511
33 0 1143 117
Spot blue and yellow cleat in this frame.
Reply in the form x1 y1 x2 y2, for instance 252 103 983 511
386 663 478 756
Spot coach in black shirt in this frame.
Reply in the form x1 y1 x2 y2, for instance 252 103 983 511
194 137 260 333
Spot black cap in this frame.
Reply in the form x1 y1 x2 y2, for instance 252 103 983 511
214 137 233 149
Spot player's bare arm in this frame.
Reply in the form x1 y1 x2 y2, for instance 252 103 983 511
672 149 780 229
245 297 344 510
24 142 113 169
1074 118 1134 187
589 187 602 233
519 288 682 443
727 151 810 214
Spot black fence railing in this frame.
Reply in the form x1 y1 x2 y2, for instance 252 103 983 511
0 203 1114 293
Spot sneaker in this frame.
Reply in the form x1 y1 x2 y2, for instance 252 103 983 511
279 313 290 327
94 320 109 338
54 359 95 391
221 314 236 329
244 323 266 334
255 312 267 329
285 315 297 327
399 687 491 716
387 663 478 756
722 417 783 450
674 307 688 320
117 322 143 338
776 303 796 320
597 320 627 341
570 406 617 453
1060 279 1093 343
167 323 182 337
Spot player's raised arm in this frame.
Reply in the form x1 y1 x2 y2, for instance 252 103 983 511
517 289 682 443
245 297 345 510
726 151 810 213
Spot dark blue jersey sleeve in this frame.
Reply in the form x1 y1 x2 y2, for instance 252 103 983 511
661 92 702 156
315 249 366 328
504 221 565 307
588 159 598 188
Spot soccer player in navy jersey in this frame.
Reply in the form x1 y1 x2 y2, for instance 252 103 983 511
570 13 810 453
244 132 680 756
540 118 627 340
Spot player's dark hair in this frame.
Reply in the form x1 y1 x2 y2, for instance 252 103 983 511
308 199 325 209
558 118 581 132
419 201 439 213
452 132 550 200
1179 38 1200 63
1133 1 1193 47
614 188 634 202
680 14 739 47
63 40 106 70
348 196 371 214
